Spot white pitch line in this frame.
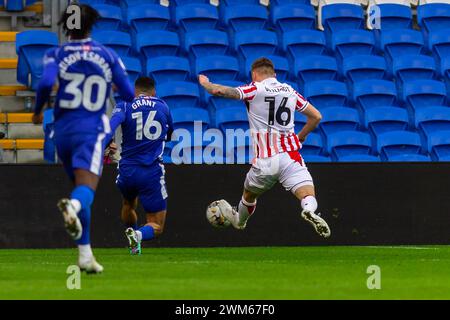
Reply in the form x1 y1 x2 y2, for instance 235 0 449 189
367 246 440 250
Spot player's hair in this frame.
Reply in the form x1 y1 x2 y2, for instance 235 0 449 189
135 77 156 94
251 57 275 76
58 4 100 39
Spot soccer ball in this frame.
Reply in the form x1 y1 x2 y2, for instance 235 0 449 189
206 200 231 228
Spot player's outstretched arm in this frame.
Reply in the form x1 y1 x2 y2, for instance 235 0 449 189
198 75 240 100
297 103 322 143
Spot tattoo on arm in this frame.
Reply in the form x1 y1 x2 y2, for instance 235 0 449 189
203 82 241 100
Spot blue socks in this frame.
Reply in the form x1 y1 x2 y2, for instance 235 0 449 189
71 185 95 246
138 225 155 241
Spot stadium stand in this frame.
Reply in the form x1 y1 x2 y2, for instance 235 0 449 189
2 0 449 163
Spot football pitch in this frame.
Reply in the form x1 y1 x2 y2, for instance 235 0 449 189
1 246 449 300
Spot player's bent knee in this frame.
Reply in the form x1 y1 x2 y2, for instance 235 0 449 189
293 184 315 200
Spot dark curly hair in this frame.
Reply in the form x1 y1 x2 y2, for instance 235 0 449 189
58 3 100 40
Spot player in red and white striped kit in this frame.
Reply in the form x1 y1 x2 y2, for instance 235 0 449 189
199 57 330 238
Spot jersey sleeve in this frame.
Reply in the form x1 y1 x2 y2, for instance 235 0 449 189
109 49 134 103
236 83 258 101
106 102 127 144
294 90 309 113
34 48 58 115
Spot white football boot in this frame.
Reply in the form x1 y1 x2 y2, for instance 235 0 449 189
216 200 245 230
78 256 104 274
57 199 82 240
301 210 331 238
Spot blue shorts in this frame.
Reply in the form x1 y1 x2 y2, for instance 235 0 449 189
55 132 108 181
116 163 168 213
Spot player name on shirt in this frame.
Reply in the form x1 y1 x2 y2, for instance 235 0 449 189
58 50 113 82
131 97 156 109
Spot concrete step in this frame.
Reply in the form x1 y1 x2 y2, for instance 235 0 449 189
0 58 18 84
0 31 17 58
0 138 44 163
0 112 44 139
0 95 31 112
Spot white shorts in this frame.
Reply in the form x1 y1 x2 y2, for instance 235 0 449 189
244 152 314 196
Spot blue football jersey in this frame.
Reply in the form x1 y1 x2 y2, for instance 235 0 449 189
109 95 173 166
35 38 134 135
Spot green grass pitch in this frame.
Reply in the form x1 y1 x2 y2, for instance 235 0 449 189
1 246 449 300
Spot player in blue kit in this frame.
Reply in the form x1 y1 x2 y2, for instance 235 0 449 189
32 4 134 273
107 77 173 255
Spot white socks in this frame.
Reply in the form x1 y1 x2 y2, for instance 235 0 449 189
135 230 143 242
70 199 81 214
78 244 93 263
238 197 257 226
301 196 318 213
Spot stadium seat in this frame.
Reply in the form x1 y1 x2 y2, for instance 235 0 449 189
377 131 423 160
342 55 387 83
331 29 376 60
283 30 327 60
146 56 191 83
127 4 170 33
380 29 425 61
402 79 447 110
417 3 450 34
121 57 142 84
222 5 268 33
184 30 229 59
365 107 409 136
270 0 311 5
337 154 381 162
368 3 413 30
16 31 58 90
243 55 289 82
91 4 123 31
353 80 398 110
171 0 212 5
320 107 360 136
294 111 306 132
415 106 450 138
300 132 323 156
327 130 373 160
321 4 365 35
4 0 25 11
234 30 278 60
440 56 450 79
392 54 437 84
427 130 450 161
271 4 316 33
304 80 349 109
171 107 210 133
428 29 450 61
92 31 131 57
195 55 240 82
175 4 219 32
136 30 180 59
294 55 338 89
216 106 249 132
302 154 332 163
386 154 432 162
157 81 201 110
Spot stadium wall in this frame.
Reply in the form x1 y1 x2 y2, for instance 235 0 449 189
1 164 449 249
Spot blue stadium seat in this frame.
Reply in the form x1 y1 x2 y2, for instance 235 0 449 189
402 79 447 110
270 0 311 5
300 132 323 156
365 107 409 136
440 56 450 79
283 30 327 60
302 155 332 163
427 130 450 161
195 55 240 82
386 154 432 162
377 131 423 160
417 3 450 34
331 30 376 60
243 55 289 82
171 0 211 5
222 5 268 33
146 56 190 84
175 4 219 32
4 0 25 11
304 80 348 109
342 55 387 83
202 80 244 111
184 30 229 59
136 30 179 59
392 54 437 84
294 111 306 132
374 4 413 30
92 31 131 57
234 30 278 60
171 107 210 133
415 106 450 138
294 55 338 89
327 131 373 160
320 107 360 136
337 154 380 162
380 29 425 61
16 31 58 90
216 106 249 132
322 4 364 34
91 4 123 31
127 4 170 33
157 81 201 109
271 4 316 33
428 29 450 61
121 57 142 84
353 80 398 111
